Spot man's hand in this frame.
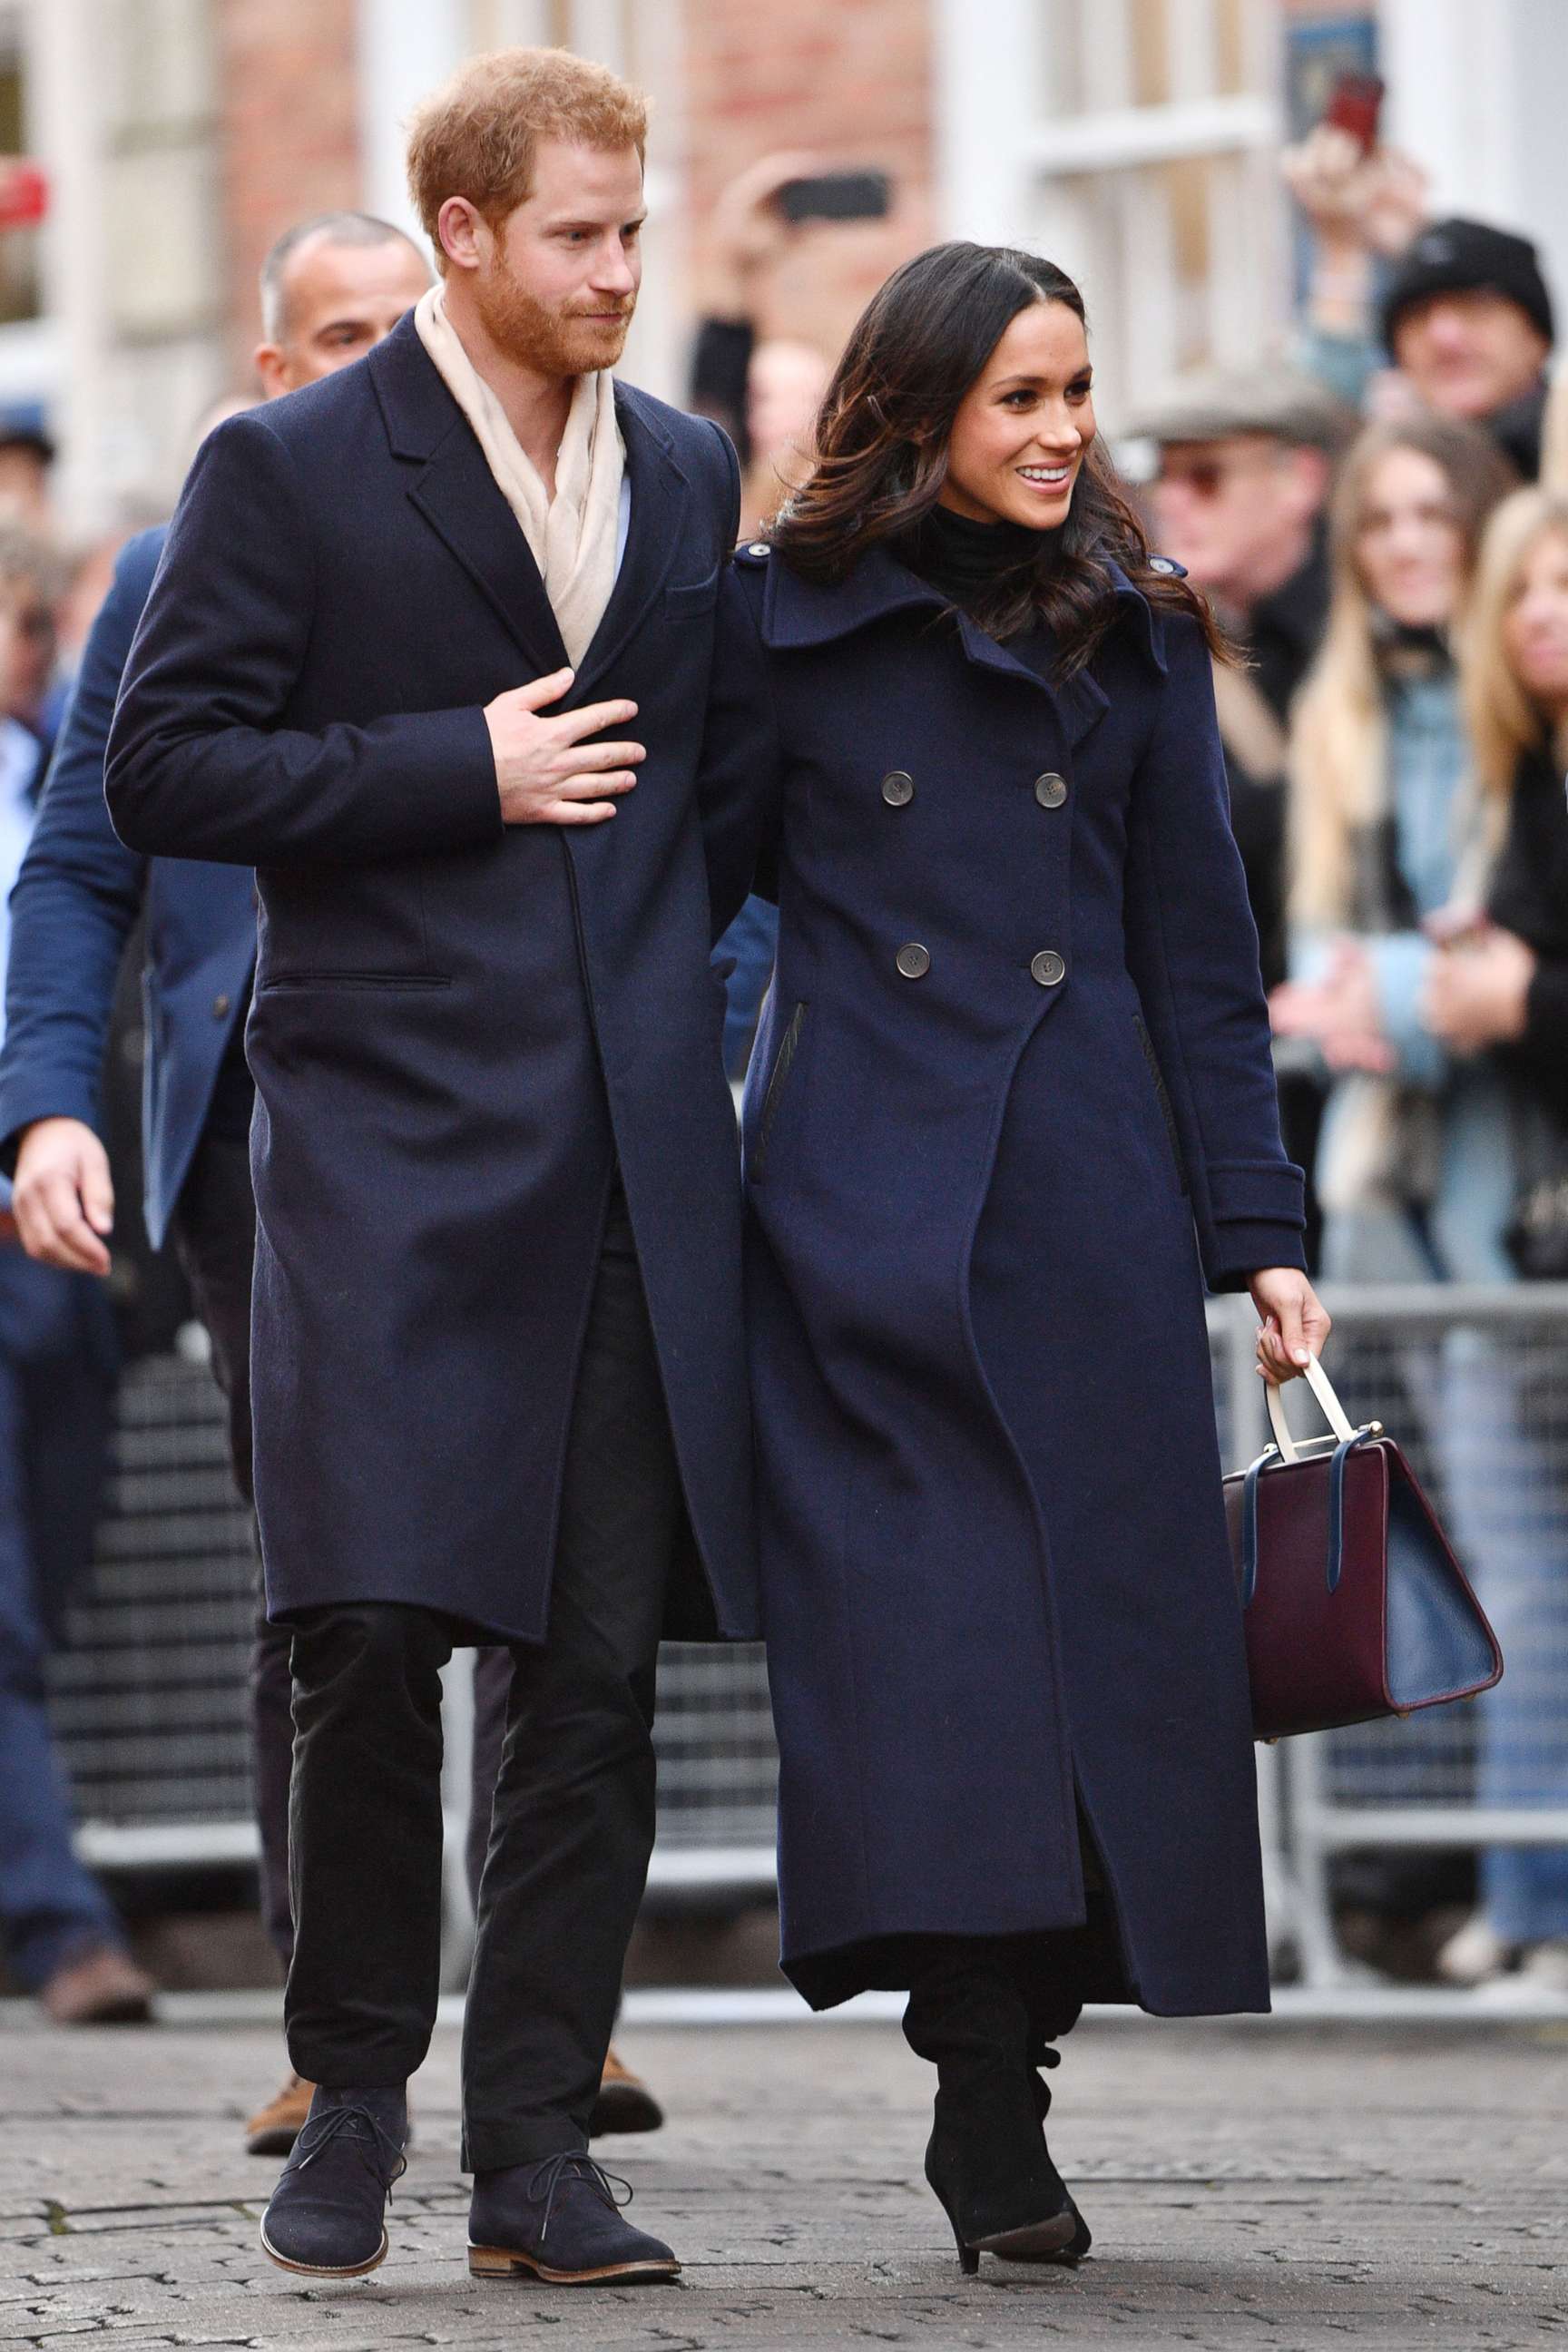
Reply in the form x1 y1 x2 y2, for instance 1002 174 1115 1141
1282 124 1429 260
13 1116 113 1275
1250 1269 1333 1387
707 151 822 316
484 669 645 828
1268 940 1395 1073
1421 924 1536 1054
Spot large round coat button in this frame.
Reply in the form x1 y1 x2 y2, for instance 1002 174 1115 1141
896 943 932 980
1034 771 1067 808
1030 950 1066 987
881 769 915 807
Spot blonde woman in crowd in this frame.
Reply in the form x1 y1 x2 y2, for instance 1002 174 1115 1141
1420 486 1568 1987
1272 435 1568 1993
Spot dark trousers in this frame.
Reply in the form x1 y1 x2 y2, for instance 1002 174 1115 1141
283 1189 682 2169
167 1077 297 1969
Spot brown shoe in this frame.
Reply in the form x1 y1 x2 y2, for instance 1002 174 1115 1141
38 1943 154 2026
589 2044 664 2137
246 2069 317 2158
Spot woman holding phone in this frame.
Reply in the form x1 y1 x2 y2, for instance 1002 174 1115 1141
701 243 1328 2269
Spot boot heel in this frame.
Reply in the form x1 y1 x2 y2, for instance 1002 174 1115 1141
957 2239 979 2277
467 2242 523 2278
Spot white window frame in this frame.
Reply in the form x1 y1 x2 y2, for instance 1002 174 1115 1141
935 0 1288 422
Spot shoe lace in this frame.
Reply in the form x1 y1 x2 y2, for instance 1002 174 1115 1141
524 2151 633 2243
295 2102 408 2199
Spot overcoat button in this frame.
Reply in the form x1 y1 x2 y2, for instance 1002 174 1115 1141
881 769 915 806
213 994 231 1018
1034 771 1067 808
1030 950 1066 987
896 943 931 980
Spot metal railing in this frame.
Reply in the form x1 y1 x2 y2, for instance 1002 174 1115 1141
1228 1284 1568 1989
51 1291 1568 1999
50 1354 779 1915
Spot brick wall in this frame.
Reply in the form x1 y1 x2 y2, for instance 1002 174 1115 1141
680 0 936 363
214 0 362 380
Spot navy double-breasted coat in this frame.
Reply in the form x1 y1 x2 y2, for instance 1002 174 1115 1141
701 540 1308 2016
104 318 760 1644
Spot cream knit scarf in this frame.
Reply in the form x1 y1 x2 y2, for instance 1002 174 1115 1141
414 281 625 666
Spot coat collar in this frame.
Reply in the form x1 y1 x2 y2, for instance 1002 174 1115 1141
368 314 689 691
754 537 1168 746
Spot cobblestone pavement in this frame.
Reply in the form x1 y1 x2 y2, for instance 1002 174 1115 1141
1 2015 1563 2350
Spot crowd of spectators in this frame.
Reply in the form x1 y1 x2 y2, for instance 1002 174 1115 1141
1131 129 1568 1991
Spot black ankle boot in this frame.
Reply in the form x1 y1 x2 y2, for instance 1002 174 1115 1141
905 1959 1090 2274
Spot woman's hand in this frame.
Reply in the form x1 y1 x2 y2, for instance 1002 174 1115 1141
1420 924 1536 1054
1250 1268 1332 1387
1268 939 1394 1073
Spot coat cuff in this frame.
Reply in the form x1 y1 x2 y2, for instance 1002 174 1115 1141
1205 1220 1310 1294
1206 1159 1307 1229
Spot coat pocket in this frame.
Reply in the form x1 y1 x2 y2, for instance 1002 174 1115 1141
665 565 720 614
1132 1011 1188 1195
750 999 807 1182
259 972 453 993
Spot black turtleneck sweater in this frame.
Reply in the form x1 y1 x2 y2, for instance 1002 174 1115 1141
897 504 1046 611
894 505 1066 681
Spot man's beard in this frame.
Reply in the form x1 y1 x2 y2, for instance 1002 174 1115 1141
474 250 633 377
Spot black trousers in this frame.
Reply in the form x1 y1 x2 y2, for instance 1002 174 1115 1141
283 1187 682 2169
167 1070 297 1970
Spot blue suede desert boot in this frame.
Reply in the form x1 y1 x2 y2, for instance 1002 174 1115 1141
259 2084 407 2277
468 2151 680 2285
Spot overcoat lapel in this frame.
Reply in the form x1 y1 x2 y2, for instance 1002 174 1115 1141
571 389 688 701
369 314 568 678
760 542 1117 749
407 430 570 679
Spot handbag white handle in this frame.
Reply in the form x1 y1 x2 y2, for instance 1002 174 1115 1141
1264 1350 1357 1463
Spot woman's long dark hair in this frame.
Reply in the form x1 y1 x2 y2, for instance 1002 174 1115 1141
769 241 1226 675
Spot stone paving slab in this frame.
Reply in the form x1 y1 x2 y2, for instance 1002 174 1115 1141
0 2017 1563 2349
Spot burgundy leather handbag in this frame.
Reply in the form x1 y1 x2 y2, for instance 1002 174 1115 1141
1222 1356 1503 1742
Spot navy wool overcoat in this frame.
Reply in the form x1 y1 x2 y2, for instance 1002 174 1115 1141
701 540 1308 2016
104 317 760 1644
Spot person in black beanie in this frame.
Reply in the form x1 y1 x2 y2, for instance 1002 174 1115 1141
1379 219 1554 478
1285 121 1555 478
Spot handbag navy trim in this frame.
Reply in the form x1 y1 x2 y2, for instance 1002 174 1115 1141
1241 1425 1377 1606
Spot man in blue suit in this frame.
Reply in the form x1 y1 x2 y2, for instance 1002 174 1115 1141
0 208 432 2149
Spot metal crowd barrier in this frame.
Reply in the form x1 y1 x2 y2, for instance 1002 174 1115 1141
1230 1283 1568 1989
53 1290 1568 1998
50 1352 779 1915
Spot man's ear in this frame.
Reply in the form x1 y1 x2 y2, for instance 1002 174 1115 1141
253 342 288 397
437 196 486 275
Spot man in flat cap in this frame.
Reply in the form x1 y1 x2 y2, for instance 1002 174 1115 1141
1127 365 1350 1262
1128 366 1348 996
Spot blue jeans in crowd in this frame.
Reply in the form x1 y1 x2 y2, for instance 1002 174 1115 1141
0 1245 122 1990
1322 1205 1568 1946
1440 1331 1568 1943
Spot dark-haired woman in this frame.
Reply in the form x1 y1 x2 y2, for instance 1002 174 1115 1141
700 244 1330 2269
